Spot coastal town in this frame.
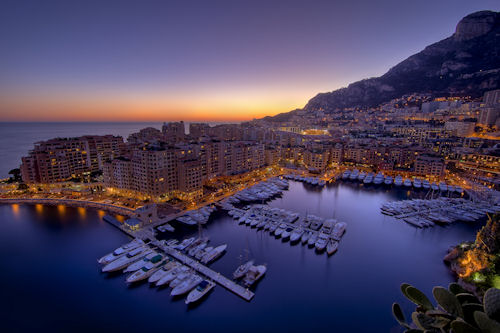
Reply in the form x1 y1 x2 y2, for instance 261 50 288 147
2 89 498 211
1 89 499 305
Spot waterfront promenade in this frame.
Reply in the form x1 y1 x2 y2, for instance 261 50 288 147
0 197 135 216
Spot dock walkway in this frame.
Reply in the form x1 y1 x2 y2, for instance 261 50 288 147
155 242 254 301
0 197 134 216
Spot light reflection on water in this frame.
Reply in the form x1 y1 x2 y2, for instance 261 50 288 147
0 181 482 332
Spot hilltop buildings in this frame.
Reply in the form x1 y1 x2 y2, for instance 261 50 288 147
18 89 500 197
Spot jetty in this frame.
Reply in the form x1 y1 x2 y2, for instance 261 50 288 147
154 240 254 301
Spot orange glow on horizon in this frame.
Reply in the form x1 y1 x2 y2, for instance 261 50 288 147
0 88 307 122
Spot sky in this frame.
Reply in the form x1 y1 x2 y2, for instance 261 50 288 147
0 0 499 122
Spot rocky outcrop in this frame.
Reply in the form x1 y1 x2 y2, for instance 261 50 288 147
301 11 500 113
454 11 499 41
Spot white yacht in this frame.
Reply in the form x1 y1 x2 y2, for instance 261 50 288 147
431 182 439 191
185 280 215 304
373 172 384 185
307 232 318 247
342 170 351 180
126 258 167 283
188 240 209 257
290 227 304 243
201 244 227 264
394 175 403 186
274 223 287 237
281 227 294 241
326 240 339 255
125 252 160 273
175 237 196 251
98 239 144 264
349 169 359 180
422 179 430 189
102 247 152 273
384 176 393 185
439 182 448 192
413 178 422 189
358 171 367 181
171 274 203 296
310 218 323 231
233 260 254 279
301 231 311 244
403 179 412 187
195 246 213 260
148 261 179 284
243 265 267 287
170 272 192 288
156 266 189 287
331 222 347 239
315 233 329 251
363 173 374 184
455 186 464 194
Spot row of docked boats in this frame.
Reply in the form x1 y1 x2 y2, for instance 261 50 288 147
222 177 289 205
176 205 216 226
98 239 216 304
227 205 346 255
283 174 327 186
169 237 228 264
381 197 500 228
341 169 464 194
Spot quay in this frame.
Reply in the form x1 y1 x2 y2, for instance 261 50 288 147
154 240 255 301
0 197 134 216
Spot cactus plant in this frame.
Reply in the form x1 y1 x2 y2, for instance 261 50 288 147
449 282 468 295
432 286 463 317
483 288 500 322
393 284 500 332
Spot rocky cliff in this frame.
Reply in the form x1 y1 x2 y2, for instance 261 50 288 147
302 11 500 112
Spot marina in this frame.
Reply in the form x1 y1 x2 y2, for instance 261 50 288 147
340 169 464 194
381 197 500 228
0 180 489 332
224 204 347 254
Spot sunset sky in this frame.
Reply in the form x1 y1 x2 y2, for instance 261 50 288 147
0 0 499 122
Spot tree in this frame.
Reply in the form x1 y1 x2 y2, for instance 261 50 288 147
8 168 21 181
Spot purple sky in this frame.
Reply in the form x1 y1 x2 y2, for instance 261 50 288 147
0 0 498 121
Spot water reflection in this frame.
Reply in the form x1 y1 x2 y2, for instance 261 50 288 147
11 204 19 218
0 182 482 333
35 204 44 215
57 205 66 216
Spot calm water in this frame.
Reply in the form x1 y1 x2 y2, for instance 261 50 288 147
0 181 481 332
0 121 236 178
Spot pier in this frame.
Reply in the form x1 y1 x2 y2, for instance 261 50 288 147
154 241 255 301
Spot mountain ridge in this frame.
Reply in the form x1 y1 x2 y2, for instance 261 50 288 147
264 10 500 120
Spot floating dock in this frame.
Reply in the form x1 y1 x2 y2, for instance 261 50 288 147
155 241 255 301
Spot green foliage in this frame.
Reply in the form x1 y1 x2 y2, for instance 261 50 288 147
393 284 500 332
